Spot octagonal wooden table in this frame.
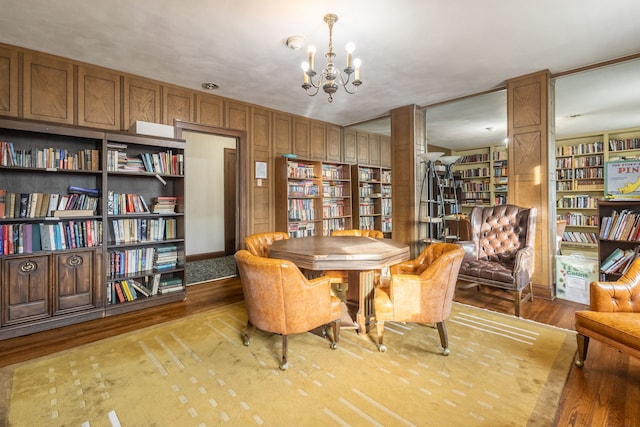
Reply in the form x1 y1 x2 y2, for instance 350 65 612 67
269 236 410 334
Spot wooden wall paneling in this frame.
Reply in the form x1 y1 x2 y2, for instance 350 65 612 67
195 93 223 127
22 53 74 124
225 101 249 132
163 85 194 125
357 132 370 165
273 112 292 157
368 133 381 166
326 124 342 162
0 46 18 117
123 76 161 130
293 117 310 159
380 135 391 167
310 121 327 161
343 128 357 164
507 70 553 296
390 105 420 255
251 107 273 233
77 65 120 130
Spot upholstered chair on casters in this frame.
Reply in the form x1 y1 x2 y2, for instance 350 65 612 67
373 242 465 355
234 249 342 370
244 231 290 257
575 258 640 368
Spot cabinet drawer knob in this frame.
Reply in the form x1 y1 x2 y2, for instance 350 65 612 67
20 260 37 273
68 255 83 267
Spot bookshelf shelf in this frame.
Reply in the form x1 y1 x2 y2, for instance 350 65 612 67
0 117 186 340
351 164 392 235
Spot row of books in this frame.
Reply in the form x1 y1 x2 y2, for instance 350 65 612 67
151 196 177 214
559 212 599 227
108 245 178 276
287 181 319 197
600 246 640 274
322 183 347 197
322 202 346 218
562 231 598 244
609 138 640 152
287 222 315 238
106 192 149 215
556 141 604 156
286 162 316 179
556 195 598 209
0 141 100 171
599 209 640 241
0 220 102 255
110 217 177 244
322 219 347 235
287 199 315 221
0 188 99 219
107 275 184 304
106 147 184 175
321 164 348 181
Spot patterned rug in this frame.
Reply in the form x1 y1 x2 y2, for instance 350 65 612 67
186 255 237 285
2 302 575 426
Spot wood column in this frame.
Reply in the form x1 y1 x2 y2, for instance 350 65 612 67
390 104 424 257
507 70 555 298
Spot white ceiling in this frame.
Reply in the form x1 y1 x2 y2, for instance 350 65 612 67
2 0 640 149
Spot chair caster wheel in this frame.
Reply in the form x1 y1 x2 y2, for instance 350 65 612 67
242 338 250 346
279 362 289 370
330 342 338 350
442 348 450 356
575 360 584 368
378 344 387 352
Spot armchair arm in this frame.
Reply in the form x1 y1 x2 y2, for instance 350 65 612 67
513 246 535 286
390 259 421 275
457 240 478 262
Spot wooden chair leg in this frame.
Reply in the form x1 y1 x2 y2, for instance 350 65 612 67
330 319 340 349
436 321 450 356
280 335 289 370
376 320 387 352
242 320 254 346
575 334 590 368
515 289 522 317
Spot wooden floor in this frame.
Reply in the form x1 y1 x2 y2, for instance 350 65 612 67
0 277 638 426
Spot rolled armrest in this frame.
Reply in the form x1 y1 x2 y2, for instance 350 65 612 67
513 246 535 286
457 240 478 261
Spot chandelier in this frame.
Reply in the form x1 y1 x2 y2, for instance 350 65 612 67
300 13 362 102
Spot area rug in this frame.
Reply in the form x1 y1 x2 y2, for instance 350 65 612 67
186 255 237 285
1 302 575 426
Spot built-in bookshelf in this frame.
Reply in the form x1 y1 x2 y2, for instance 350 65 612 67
276 157 354 237
452 145 508 213
351 164 391 234
597 199 640 280
0 117 186 340
555 127 640 257
104 131 186 315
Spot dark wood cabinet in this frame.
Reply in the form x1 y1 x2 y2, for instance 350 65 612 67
2 254 50 326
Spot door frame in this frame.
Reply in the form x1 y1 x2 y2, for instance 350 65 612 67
173 120 248 254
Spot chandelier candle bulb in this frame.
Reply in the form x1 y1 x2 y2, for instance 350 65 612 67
346 43 354 69
302 62 310 84
307 46 316 72
354 58 361 81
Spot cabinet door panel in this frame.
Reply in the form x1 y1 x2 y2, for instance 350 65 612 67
78 65 121 130
23 53 74 124
0 46 18 117
2 255 50 325
54 250 95 314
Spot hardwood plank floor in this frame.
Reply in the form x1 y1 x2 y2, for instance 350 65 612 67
0 278 637 426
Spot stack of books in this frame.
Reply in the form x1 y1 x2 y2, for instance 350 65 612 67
152 196 177 214
154 245 177 270
158 277 183 294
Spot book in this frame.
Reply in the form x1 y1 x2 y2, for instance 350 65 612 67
0 189 5 218
51 209 94 218
600 248 625 271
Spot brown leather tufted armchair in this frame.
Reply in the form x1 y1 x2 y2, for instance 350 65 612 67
244 231 290 257
457 204 537 317
575 258 640 367
373 242 465 354
234 249 342 370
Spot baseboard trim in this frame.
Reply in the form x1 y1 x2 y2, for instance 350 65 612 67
187 251 227 262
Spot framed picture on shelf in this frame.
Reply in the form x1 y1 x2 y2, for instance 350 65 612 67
605 160 640 199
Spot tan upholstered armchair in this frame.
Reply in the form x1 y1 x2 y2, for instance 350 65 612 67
244 231 290 257
331 229 384 238
575 258 640 367
234 249 341 370
373 243 465 354
457 204 537 317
